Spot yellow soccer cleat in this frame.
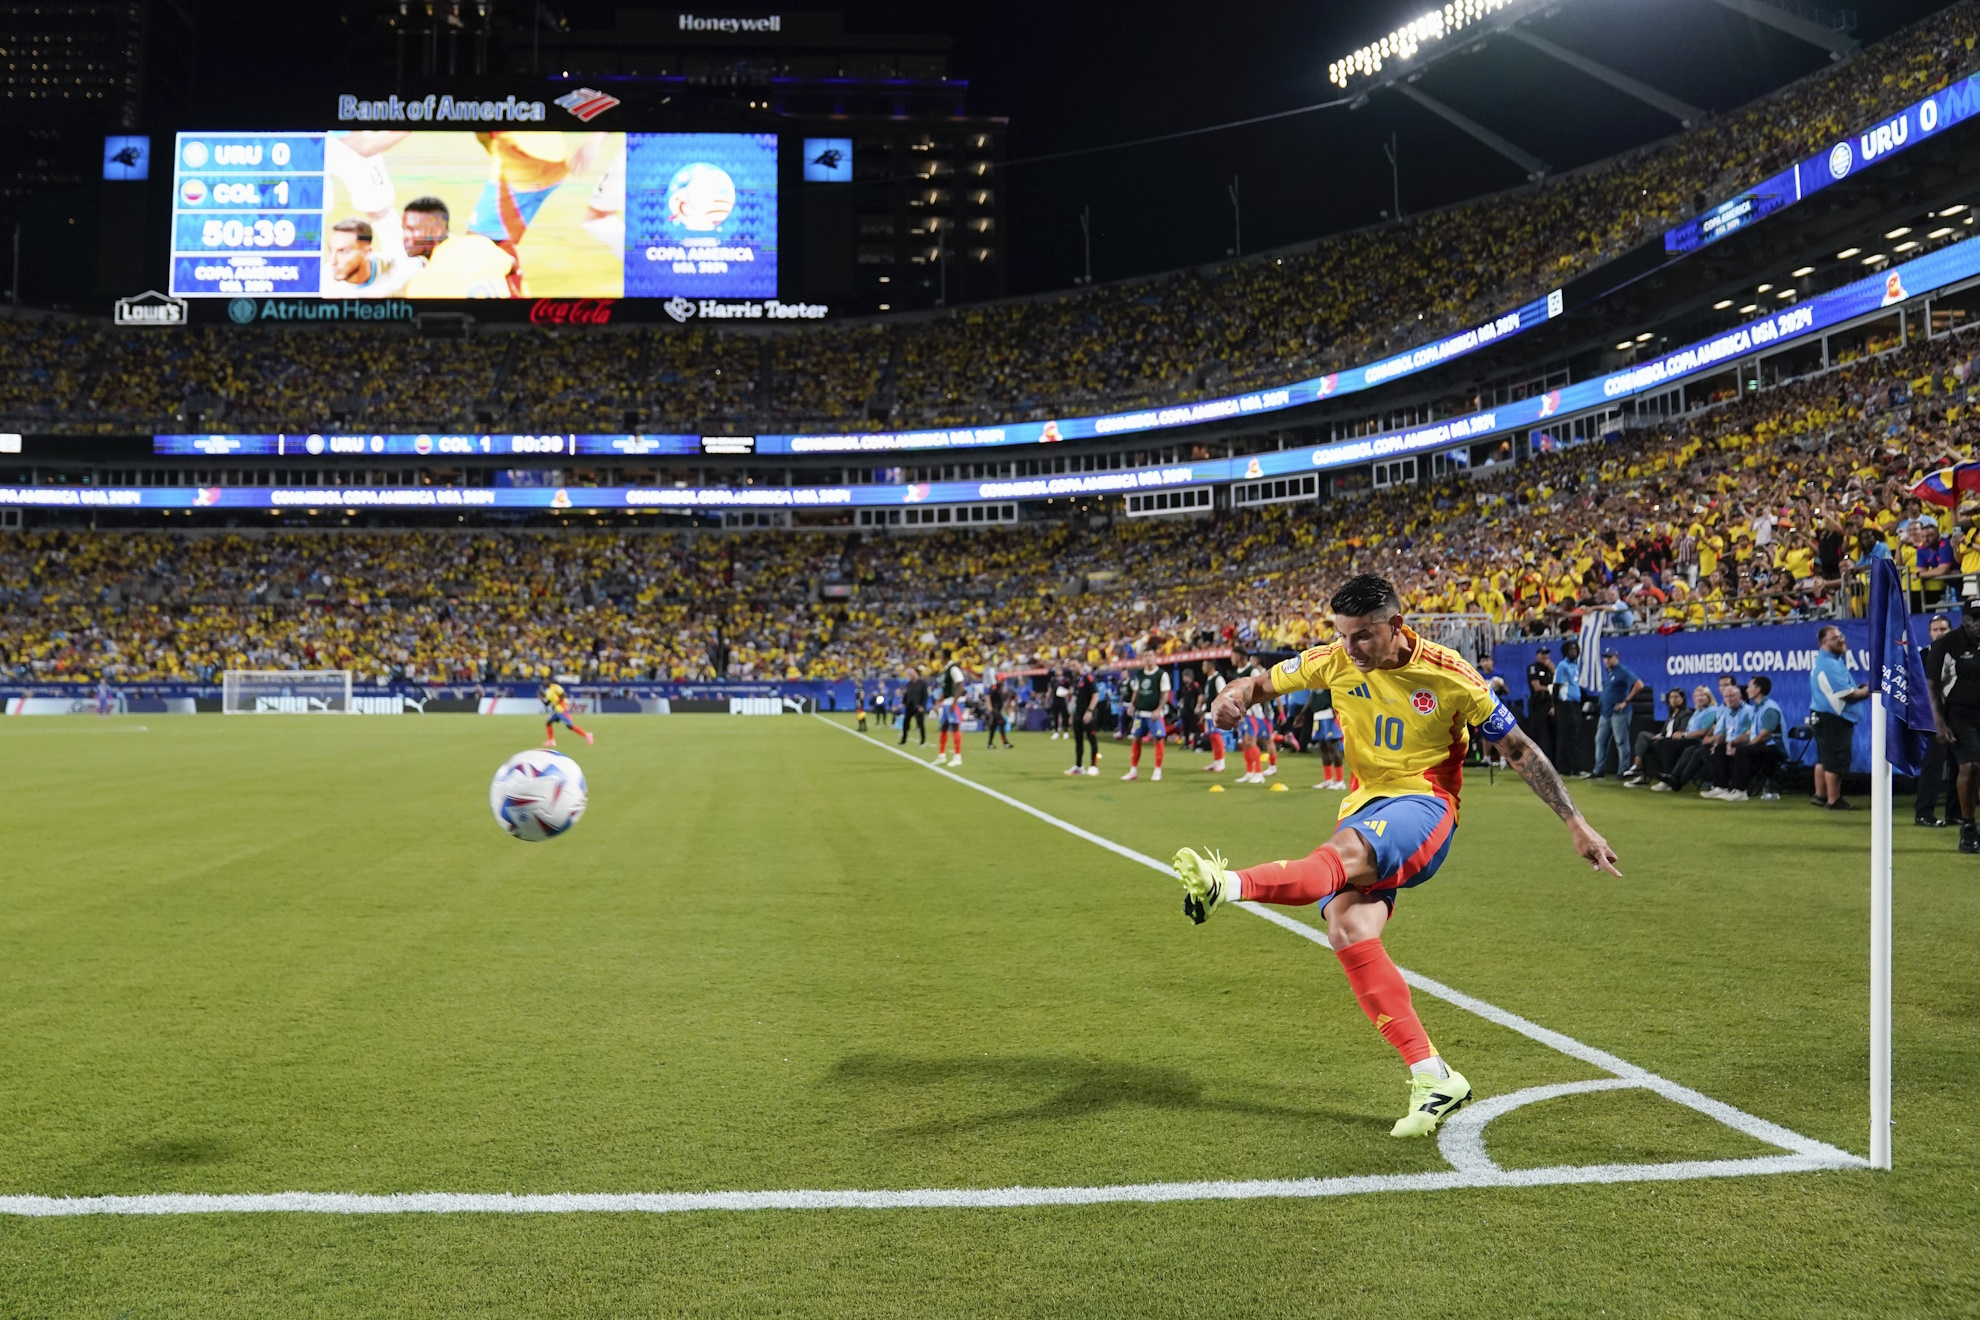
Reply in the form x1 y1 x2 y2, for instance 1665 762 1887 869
1171 846 1237 924
1390 1065 1471 1138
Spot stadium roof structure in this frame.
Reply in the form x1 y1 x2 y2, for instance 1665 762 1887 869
1331 0 1862 178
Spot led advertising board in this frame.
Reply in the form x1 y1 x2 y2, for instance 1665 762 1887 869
168 130 777 300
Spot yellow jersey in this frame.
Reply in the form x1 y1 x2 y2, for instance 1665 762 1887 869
543 683 568 713
1265 626 1513 820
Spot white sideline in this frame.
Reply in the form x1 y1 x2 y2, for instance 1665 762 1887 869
0 721 1866 1220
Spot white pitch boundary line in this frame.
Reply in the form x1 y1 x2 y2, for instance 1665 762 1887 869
813 716 1866 1169
0 719 1865 1220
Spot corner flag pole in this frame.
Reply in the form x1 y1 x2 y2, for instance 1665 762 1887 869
1869 688 1893 1170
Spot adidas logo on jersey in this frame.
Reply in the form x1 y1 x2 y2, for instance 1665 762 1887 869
1344 683 1372 699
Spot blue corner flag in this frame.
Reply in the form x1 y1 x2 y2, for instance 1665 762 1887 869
1867 558 1935 776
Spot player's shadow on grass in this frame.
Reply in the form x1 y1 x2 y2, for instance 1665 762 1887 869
831 1053 1362 1136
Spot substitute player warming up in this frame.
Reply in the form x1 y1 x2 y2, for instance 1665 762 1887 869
1172 576 1620 1137
540 681 594 748
1120 657 1171 781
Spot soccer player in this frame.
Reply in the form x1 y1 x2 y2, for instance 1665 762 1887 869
467 130 608 296
1172 575 1621 1138
1229 646 1274 784
540 681 594 748
1119 657 1171 782
934 650 970 767
1200 659 1228 773
855 680 869 734
1310 688 1346 789
402 196 519 299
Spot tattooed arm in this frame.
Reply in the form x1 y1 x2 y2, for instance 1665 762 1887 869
1496 724 1623 875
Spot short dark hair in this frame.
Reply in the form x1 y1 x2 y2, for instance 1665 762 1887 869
1331 574 1402 618
1748 674 1772 696
404 196 450 221
331 217 373 242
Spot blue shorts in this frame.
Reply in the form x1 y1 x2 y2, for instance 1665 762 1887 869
1315 718 1343 746
1333 793 1457 908
547 710 574 727
470 181 558 244
938 701 962 728
1237 713 1272 742
1131 712 1168 739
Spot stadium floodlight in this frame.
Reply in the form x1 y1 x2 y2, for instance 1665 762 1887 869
1929 227 1955 239
1613 341 1633 351
1756 283 1773 292
1862 254 1885 264
1792 266 1816 277
1941 204 1969 216
1633 332 1652 342
1837 247 1862 259
1739 304 1759 314
1777 288 1796 298
222 669 354 714
1884 227 1911 239
1893 241 1920 253
1328 0 1518 87
1712 299 1734 309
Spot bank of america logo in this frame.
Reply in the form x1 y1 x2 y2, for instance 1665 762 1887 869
555 88 620 122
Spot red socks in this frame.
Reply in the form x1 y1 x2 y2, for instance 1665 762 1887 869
1237 844 1348 906
1130 739 1142 768
1209 733 1225 759
1153 741 1165 769
1336 938 1435 1066
1242 745 1262 774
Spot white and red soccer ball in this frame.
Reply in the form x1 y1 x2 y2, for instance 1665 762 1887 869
489 749 587 841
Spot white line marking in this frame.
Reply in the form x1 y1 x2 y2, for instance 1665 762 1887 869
1437 1078 1639 1172
0 1153 1860 1217
0 720 1866 1218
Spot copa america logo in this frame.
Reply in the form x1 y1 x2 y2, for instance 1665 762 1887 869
227 298 258 324
1828 141 1854 180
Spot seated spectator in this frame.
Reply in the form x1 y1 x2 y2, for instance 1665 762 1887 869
1708 674 1787 802
1622 687 1690 786
1649 685 1728 792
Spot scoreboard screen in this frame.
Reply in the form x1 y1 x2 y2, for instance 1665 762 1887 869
168 131 778 300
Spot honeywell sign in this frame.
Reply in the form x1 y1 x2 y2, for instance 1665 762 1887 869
678 11 782 32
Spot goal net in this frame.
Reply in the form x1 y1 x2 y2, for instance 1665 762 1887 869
222 670 355 714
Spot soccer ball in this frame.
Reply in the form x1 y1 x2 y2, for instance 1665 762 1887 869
489 749 588 842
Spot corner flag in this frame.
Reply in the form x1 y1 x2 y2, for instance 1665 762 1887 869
1863 556 1925 1171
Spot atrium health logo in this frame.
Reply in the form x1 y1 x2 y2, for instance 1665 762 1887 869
663 296 696 323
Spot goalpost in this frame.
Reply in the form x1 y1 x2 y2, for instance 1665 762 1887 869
221 670 355 715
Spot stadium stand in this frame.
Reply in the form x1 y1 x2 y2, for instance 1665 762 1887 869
2 2 1977 437
4 329 1976 686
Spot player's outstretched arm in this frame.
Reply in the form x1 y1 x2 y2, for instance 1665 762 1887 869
1496 724 1623 876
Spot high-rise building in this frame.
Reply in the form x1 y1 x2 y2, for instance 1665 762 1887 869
0 0 194 301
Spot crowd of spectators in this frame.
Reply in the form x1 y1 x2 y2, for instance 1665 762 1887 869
4 316 1977 690
2 3 1975 438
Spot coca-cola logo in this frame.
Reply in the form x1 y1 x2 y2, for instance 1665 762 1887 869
530 298 615 326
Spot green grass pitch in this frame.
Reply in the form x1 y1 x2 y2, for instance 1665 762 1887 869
0 713 1975 1317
